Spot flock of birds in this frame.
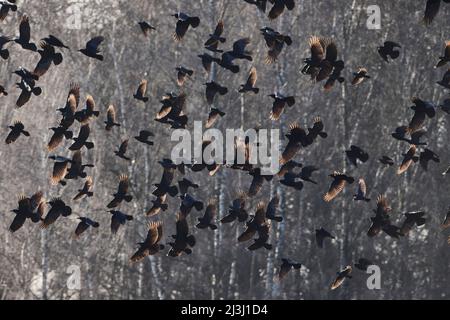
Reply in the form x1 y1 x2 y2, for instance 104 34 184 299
1 0 450 291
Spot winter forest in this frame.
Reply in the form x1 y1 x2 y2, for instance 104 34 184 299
0 0 450 300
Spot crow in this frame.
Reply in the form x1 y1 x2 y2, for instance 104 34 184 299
172 12 200 41
196 199 218 230
351 67 370 85
266 195 283 222
69 124 94 151
379 156 394 166
41 199 72 229
0 36 11 60
110 210 133 234
278 259 302 280
269 93 295 120
138 21 156 37
73 177 94 201
267 0 295 20
346 145 369 167
115 139 131 161
14 15 37 51
400 211 427 236
79 36 104 61
131 222 165 262
206 108 226 129
205 81 228 105
419 148 440 171
204 20 225 53
134 130 154 146
107 175 133 208
0 0 17 21
280 123 308 165
323 172 355 202
5 121 30 144
239 67 259 94
33 42 63 77
74 95 100 124
378 41 401 62
397 145 419 175
423 0 450 25
74 217 100 238
168 213 196 257
222 191 248 224
176 66 194 86
331 266 352 290
41 35 70 49
105 104 121 131
133 80 149 102
353 178 371 202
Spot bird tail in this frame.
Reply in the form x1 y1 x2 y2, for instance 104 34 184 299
252 88 260 94
436 58 447 68
209 224 218 231
92 111 100 117
270 216 283 222
22 130 30 137
85 141 95 150
160 203 169 211
264 243 273 250
186 235 196 247
124 195 133 203
142 97 149 102
230 65 240 74
319 132 328 139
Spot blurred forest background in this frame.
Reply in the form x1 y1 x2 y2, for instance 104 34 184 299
0 0 449 300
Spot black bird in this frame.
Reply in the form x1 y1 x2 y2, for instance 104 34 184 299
351 67 370 85
206 108 226 129
306 117 328 145
302 36 338 82
278 259 302 280
397 145 419 175
367 195 398 238
41 35 70 49
222 192 248 224
79 36 104 61
172 12 200 41
379 156 394 166
400 211 427 236
153 159 179 197
205 81 228 105
5 121 29 144
260 27 292 64
238 202 267 243
49 155 71 186
9 195 32 233
65 151 94 181
74 95 100 124
107 175 133 208
133 80 149 102
69 124 94 151
423 0 450 25
323 172 355 202
115 139 131 161
280 172 304 191
0 36 11 60
419 148 440 171
178 178 199 195
74 217 100 238
176 66 194 86
268 0 295 20
299 166 319 184
247 168 273 197
41 199 72 229
131 222 165 262
346 145 369 167
73 177 94 201
280 123 308 165
227 38 252 61
14 15 37 51
266 195 282 222
14 68 42 108
269 93 295 121
138 21 156 37
324 60 345 91
180 194 204 216
196 199 218 230
146 195 168 217
0 0 17 21
331 266 352 290
105 104 121 131
277 160 302 178
315 228 335 248
110 210 133 234
205 20 225 53
378 41 401 63
47 125 73 152
353 178 371 202
134 130 154 146
247 223 272 251
407 97 437 134
33 41 63 77
354 258 373 272
168 213 196 257
239 67 259 94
